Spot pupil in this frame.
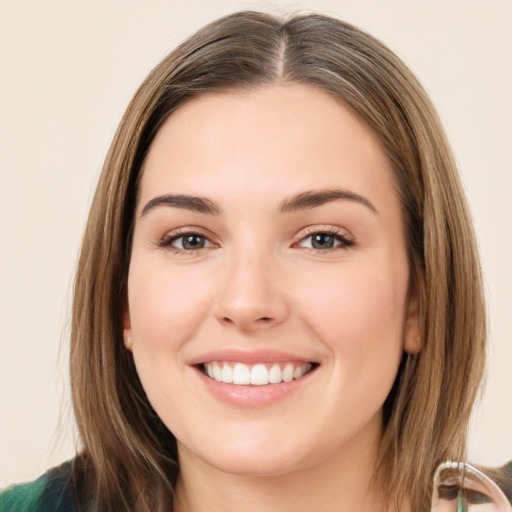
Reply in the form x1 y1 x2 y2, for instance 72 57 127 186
312 234 334 249
183 235 204 249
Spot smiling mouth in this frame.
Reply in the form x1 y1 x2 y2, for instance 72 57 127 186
201 361 316 386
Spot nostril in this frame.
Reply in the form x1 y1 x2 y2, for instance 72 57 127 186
219 315 276 332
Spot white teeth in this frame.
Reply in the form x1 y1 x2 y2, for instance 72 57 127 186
294 365 306 379
213 362 222 382
299 363 312 377
268 364 282 384
251 364 269 385
221 364 233 383
282 363 294 382
203 362 313 386
232 363 251 385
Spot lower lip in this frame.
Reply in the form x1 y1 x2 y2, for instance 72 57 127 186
193 366 317 408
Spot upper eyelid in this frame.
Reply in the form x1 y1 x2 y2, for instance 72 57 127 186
160 226 215 241
166 232 210 242
295 225 353 240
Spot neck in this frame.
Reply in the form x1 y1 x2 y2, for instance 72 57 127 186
173 418 397 512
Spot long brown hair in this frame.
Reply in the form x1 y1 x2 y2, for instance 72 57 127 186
70 11 486 511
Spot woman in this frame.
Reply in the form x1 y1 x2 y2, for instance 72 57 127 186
0 10 491 512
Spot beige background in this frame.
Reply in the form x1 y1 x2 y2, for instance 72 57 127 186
1 0 511 486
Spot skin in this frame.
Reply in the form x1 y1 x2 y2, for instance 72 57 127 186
124 84 419 512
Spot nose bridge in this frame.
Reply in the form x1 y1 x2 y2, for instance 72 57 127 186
214 239 288 330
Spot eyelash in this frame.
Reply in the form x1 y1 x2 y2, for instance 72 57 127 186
158 227 355 255
295 227 355 252
159 229 214 255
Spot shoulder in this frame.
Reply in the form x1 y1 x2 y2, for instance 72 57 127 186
500 460 512 503
481 460 512 505
0 460 81 512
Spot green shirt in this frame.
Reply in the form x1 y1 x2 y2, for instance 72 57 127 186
0 461 79 512
1 459 511 511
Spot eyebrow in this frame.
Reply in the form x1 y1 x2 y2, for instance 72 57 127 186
140 188 377 218
141 194 223 217
280 189 378 214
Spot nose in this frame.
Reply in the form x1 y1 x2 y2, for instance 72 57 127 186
213 250 289 333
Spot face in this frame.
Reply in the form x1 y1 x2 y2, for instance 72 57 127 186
124 84 419 478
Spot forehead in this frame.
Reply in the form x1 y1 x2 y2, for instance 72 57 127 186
139 84 399 216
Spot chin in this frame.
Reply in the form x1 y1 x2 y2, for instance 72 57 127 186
207 451 306 478
178 433 315 478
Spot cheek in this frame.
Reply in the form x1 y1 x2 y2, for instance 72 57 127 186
296 259 407 366
126 261 213 422
127 260 212 349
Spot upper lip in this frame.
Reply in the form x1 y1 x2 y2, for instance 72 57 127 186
188 348 317 366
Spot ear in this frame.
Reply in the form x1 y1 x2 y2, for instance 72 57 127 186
403 282 421 354
123 307 134 352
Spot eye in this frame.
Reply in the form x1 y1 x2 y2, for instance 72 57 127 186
160 232 215 252
298 230 354 251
